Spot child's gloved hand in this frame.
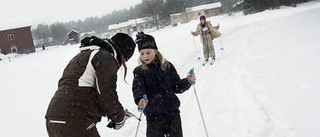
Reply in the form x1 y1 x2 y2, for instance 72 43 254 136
138 97 148 111
187 73 196 83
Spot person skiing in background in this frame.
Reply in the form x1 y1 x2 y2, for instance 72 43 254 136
191 15 221 65
132 32 196 137
45 33 136 137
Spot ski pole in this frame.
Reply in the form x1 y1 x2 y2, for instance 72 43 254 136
189 68 209 137
219 33 224 51
134 94 147 137
217 24 224 51
220 38 224 51
192 35 201 60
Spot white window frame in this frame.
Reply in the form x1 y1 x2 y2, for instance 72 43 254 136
8 34 15 41
10 46 17 53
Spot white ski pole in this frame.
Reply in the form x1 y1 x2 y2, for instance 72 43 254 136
134 95 147 137
217 23 224 51
189 68 209 137
220 37 224 51
192 35 201 60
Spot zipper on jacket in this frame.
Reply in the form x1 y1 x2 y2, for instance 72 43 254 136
86 123 96 130
49 120 66 124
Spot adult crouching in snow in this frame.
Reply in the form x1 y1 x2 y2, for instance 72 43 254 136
45 33 136 137
132 32 196 137
191 15 221 64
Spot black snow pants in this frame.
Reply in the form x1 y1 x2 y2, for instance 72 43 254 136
146 114 183 137
46 118 100 137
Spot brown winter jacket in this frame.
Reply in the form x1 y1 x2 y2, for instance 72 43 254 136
45 46 124 123
192 21 221 43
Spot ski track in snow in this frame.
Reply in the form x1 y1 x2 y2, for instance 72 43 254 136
179 21 289 137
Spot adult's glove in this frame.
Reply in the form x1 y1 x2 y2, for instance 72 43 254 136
107 119 125 130
107 109 135 130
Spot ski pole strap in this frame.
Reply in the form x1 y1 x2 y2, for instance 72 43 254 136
189 68 195 85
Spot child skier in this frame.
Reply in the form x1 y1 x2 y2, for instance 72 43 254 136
191 15 221 65
132 32 196 137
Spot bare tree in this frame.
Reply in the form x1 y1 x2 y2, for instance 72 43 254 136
32 24 51 39
142 0 166 29
50 23 68 44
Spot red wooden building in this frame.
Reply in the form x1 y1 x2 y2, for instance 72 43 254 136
0 21 35 55
63 29 80 45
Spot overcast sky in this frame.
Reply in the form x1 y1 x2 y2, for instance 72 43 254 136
1 0 142 26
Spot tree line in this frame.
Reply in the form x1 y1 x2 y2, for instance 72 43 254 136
235 0 312 14
32 0 313 45
32 0 220 45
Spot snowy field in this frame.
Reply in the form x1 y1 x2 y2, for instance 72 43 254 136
1 1 320 137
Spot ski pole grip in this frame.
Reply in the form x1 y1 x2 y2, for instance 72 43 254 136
143 94 148 100
189 68 195 85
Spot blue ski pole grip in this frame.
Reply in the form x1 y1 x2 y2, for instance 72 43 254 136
189 68 194 74
143 94 148 100
189 68 195 85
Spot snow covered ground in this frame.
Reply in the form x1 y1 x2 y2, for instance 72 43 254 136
1 1 320 137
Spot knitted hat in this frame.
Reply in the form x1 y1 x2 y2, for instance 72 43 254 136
110 33 136 61
200 15 206 21
135 31 158 51
80 34 135 63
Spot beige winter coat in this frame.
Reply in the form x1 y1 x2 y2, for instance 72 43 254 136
192 21 221 43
